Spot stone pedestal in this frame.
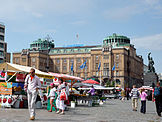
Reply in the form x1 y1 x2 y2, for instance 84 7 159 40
144 72 158 86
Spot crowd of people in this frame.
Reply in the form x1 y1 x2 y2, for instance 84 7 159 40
130 83 162 117
24 68 162 120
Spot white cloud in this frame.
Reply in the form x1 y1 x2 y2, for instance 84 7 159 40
132 33 162 51
0 0 93 19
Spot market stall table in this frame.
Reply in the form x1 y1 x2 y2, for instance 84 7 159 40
69 94 99 107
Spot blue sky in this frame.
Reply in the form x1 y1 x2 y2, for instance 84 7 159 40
0 0 162 73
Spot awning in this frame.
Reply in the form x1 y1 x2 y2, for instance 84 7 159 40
0 62 54 79
49 72 84 81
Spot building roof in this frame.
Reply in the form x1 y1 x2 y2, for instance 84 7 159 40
49 45 102 54
103 33 130 40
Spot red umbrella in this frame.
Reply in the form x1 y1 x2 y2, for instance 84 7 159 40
82 79 100 84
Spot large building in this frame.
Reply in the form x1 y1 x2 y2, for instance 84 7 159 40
13 33 143 88
0 22 10 63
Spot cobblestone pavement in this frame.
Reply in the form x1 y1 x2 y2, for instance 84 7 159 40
0 99 161 122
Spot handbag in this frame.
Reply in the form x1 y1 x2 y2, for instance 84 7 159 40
60 92 67 100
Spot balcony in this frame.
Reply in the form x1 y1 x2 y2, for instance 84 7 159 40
0 55 4 59
0 32 5 36
0 40 4 43
0 47 4 51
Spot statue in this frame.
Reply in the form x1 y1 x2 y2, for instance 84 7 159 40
148 52 155 73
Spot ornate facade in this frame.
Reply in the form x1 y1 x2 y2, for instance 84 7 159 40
13 34 143 88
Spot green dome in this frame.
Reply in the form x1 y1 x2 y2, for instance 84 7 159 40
30 38 54 50
103 33 130 45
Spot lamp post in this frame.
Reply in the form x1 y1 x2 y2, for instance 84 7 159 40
46 47 50 72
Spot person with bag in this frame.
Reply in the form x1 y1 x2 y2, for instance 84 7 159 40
152 82 161 116
48 83 57 112
56 79 66 114
24 68 41 120
140 88 147 114
56 87 67 114
131 85 140 111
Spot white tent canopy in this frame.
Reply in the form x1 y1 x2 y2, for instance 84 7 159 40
0 62 54 79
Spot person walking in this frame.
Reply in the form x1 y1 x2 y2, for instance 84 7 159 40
131 85 140 111
87 85 95 96
121 89 125 101
152 82 161 116
126 89 130 100
24 68 41 120
48 83 57 112
140 88 147 114
56 79 66 114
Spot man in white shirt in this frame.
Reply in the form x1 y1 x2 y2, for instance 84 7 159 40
24 68 41 120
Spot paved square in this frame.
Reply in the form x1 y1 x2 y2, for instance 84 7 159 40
0 99 161 122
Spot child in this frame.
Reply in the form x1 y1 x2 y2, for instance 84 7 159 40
48 83 57 112
140 88 147 114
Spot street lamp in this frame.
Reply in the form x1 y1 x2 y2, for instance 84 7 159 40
46 47 50 72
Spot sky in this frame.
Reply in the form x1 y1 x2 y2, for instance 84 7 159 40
0 0 162 73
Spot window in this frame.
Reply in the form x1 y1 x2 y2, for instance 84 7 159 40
77 65 81 69
0 43 4 48
0 51 3 56
32 65 36 68
63 59 67 63
32 58 36 63
22 58 26 62
0 35 4 41
95 63 98 70
116 71 119 76
103 69 109 77
56 66 60 71
77 58 81 63
104 63 109 68
71 49 74 52
104 55 109 59
116 63 119 68
77 73 80 77
63 66 67 71
116 54 119 59
56 59 60 64
15 58 19 63
64 49 67 53
70 59 74 63
96 56 99 60
96 71 98 76
0 27 4 33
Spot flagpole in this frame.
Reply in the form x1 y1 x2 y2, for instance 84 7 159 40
100 67 101 86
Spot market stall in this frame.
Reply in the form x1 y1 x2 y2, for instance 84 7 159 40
0 62 54 108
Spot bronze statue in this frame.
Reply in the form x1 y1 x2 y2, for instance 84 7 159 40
148 52 155 73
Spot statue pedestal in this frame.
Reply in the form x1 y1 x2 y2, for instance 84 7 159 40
144 72 158 86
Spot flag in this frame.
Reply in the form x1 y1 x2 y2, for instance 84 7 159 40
80 61 86 69
112 64 115 71
98 62 101 71
71 63 73 71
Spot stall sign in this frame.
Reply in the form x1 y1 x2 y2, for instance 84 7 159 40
0 82 12 95
16 74 26 82
0 71 7 80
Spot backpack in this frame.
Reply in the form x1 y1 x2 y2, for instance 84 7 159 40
154 87 160 97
